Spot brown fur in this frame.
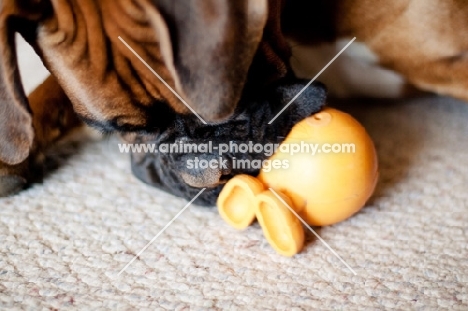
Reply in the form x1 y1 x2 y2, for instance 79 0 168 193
284 0 468 99
0 0 268 164
1 0 468 195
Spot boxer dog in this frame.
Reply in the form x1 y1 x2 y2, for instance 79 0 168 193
0 0 467 196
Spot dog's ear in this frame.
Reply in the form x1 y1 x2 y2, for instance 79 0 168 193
0 3 34 165
150 0 268 122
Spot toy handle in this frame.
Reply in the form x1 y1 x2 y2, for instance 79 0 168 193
217 175 264 230
255 190 305 256
217 174 305 256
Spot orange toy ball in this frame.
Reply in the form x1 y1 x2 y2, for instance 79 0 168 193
258 108 379 226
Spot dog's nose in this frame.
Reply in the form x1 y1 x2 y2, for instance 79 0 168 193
178 155 232 188
180 168 223 188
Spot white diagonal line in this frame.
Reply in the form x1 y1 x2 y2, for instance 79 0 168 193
268 37 356 124
268 188 357 275
117 188 206 276
118 36 207 124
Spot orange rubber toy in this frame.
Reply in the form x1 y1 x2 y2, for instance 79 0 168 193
217 108 379 256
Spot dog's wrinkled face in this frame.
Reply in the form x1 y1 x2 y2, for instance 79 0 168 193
38 0 268 129
0 0 268 165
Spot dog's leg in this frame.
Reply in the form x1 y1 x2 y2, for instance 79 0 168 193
0 76 82 196
330 0 468 101
28 76 83 155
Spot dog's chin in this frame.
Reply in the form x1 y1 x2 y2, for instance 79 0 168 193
77 116 134 133
75 100 178 134
78 116 162 135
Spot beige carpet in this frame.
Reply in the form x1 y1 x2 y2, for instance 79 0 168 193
0 37 467 310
